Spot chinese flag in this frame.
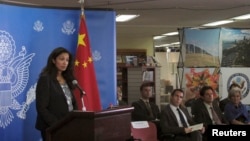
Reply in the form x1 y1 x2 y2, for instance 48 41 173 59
74 14 102 111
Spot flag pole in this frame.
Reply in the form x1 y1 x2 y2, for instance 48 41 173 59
79 0 84 16
78 0 86 111
75 0 102 111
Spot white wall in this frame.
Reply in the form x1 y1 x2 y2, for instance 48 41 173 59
155 52 180 88
117 36 154 56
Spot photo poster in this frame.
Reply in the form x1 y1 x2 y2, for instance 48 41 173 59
220 68 250 104
220 28 250 67
184 67 220 106
181 28 220 67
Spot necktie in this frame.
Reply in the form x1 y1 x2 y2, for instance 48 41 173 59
210 106 222 125
177 108 188 127
145 101 154 118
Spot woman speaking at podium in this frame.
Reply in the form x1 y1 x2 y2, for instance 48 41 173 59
35 47 78 141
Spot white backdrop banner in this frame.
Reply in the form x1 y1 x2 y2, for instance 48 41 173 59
221 68 250 104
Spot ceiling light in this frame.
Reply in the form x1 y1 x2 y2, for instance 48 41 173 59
232 14 250 20
155 42 180 48
162 32 179 36
116 14 140 22
202 20 234 26
153 36 165 40
155 45 167 48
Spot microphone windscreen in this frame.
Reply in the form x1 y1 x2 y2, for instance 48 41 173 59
72 80 78 85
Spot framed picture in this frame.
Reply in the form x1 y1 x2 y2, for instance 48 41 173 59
126 56 138 66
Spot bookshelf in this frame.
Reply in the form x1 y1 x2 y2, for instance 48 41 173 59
116 49 161 106
127 67 161 106
117 49 147 67
116 49 147 103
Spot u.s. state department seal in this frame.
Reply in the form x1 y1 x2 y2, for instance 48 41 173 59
0 30 35 128
227 73 250 99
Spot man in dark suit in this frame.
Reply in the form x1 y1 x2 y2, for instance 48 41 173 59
160 89 203 141
131 82 160 121
131 82 161 138
191 86 228 141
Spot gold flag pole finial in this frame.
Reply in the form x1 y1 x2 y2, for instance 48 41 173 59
78 0 85 16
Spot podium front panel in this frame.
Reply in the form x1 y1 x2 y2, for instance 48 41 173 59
46 106 134 141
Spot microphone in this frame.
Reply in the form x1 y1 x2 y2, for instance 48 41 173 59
72 80 86 96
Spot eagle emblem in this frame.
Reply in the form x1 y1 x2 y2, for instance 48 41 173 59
0 30 35 128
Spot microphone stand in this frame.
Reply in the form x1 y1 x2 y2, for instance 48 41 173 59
79 89 86 111
73 79 87 111
81 95 86 111
81 95 87 111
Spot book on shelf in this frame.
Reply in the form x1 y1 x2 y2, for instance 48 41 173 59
117 72 122 75
116 55 122 63
142 71 154 82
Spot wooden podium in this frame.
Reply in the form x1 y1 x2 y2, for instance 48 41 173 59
46 106 134 141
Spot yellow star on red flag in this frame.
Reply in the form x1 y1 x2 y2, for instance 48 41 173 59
78 33 86 47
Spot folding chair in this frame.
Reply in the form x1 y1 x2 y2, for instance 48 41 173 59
130 121 158 141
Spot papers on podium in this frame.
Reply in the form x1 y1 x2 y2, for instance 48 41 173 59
131 121 149 129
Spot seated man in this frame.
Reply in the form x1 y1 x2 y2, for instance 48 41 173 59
131 82 160 121
160 89 204 141
191 86 228 141
131 82 161 138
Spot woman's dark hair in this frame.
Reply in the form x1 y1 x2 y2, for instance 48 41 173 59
199 85 214 96
39 47 75 89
